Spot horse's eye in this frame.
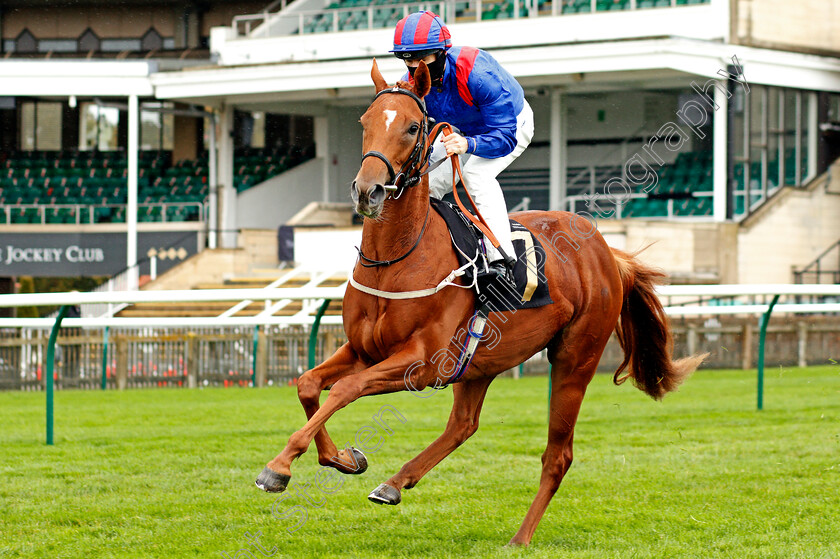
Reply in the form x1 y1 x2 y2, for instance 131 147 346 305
407 123 420 135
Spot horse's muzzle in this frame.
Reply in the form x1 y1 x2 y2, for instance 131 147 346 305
351 181 386 218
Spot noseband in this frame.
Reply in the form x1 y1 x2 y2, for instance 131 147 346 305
360 86 431 197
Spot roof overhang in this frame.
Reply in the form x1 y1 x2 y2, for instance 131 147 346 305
0 60 156 97
151 38 840 108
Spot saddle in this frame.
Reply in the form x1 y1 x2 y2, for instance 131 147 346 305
430 198 553 311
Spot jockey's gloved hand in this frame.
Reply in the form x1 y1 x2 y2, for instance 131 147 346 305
486 258 515 288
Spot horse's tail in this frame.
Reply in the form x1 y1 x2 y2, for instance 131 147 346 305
610 248 708 400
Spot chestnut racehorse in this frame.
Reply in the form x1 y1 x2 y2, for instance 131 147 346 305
256 60 706 546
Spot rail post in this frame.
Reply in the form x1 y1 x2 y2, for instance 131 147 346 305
308 299 331 371
46 305 70 445
101 325 110 390
756 294 780 411
251 325 259 387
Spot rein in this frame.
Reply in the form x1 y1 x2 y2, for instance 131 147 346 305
352 86 511 290
427 121 511 262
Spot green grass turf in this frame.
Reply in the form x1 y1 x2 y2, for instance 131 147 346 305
1 365 839 558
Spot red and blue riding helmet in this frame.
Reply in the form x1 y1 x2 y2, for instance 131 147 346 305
391 11 452 59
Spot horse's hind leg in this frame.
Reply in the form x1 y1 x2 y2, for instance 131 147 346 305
369 376 494 505
508 317 613 546
296 343 368 473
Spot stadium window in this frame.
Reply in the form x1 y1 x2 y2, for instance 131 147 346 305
745 85 770 203
783 90 797 186
801 92 814 183
38 40 77 53
101 39 142 52
79 103 120 151
829 94 840 122
78 29 100 53
252 112 266 148
767 90 781 189
141 103 175 150
20 101 63 151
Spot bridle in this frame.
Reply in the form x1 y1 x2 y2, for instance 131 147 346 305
355 83 511 271
360 86 433 199
356 85 436 268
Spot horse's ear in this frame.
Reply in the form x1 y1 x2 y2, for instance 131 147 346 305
412 61 432 99
371 58 388 94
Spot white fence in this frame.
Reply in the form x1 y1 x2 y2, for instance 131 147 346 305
3 283 840 326
2 283 838 444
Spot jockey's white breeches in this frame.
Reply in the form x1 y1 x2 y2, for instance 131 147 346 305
428 100 534 264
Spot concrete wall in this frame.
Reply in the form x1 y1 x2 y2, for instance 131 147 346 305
2 5 177 40
236 229 280 272
293 228 362 272
142 248 240 290
737 161 840 284
734 0 840 56
1 2 264 44
595 161 840 286
235 157 326 230
599 219 738 284
142 228 282 289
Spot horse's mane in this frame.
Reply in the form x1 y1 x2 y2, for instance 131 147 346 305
396 80 411 90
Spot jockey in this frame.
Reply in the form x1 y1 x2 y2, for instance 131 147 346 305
391 11 534 282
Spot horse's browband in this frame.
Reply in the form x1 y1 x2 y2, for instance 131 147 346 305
372 86 427 116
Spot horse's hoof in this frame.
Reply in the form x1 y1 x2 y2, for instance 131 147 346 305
348 447 368 474
368 483 401 505
255 467 290 493
331 447 368 475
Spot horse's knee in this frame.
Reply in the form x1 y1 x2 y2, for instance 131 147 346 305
297 373 321 404
452 417 479 446
286 429 311 456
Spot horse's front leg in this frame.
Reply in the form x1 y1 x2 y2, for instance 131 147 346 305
256 344 427 493
296 342 369 473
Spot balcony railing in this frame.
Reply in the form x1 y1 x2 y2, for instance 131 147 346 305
231 0 709 38
0 202 206 226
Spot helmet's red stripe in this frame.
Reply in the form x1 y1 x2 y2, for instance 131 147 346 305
394 18 407 45
412 12 434 47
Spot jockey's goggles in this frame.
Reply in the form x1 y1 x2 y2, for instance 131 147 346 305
393 48 441 61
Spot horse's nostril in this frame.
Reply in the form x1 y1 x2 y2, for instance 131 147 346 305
350 181 359 204
369 184 385 206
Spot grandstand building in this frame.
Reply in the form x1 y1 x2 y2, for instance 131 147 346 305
2 0 840 296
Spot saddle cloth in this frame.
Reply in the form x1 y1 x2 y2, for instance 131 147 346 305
430 197 553 311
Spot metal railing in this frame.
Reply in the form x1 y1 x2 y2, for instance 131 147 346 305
230 0 708 38
0 324 347 392
0 202 206 226
3 282 840 445
794 238 840 285
234 2 448 37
